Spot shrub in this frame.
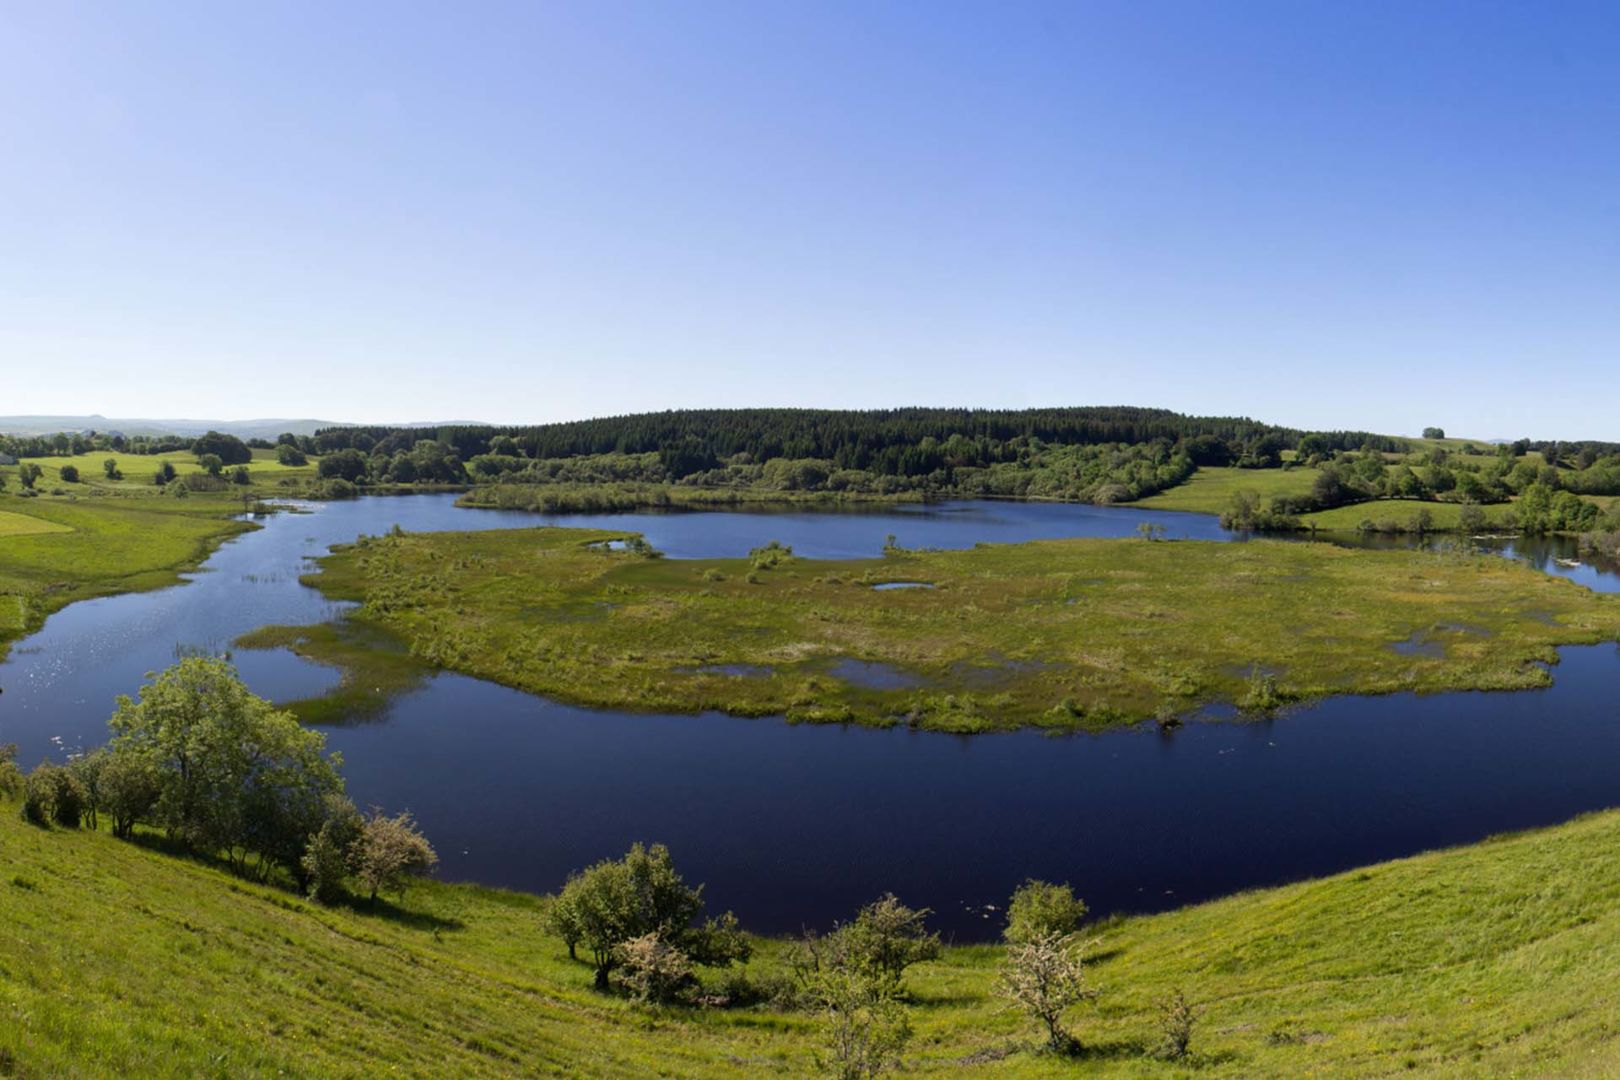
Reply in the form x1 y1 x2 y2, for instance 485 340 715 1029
749 540 793 569
276 444 308 466
997 930 1099 1054
553 842 750 989
0 744 22 800
67 749 107 830
103 457 122 480
59 464 80 483
1004 880 1088 945
810 965 912 1080
300 795 365 903
1240 665 1285 712
615 933 697 1005
231 465 251 485
350 808 438 902
316 478 358 499
1154 987 1197 1061
794 894 939 1000
98 749 162 839
22 761 88 828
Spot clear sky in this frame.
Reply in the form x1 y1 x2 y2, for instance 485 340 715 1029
3 1 1617 437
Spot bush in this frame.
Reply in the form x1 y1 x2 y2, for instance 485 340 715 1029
59 464 80 483
716 968 800 1010
552 842 750 990
794 894 939 1001
351 808 438 901
1154 988 1197 1061
315 478 358 499
997 930 1099 1054
22 761 88 828
276 444 308 466
0 744 22 800
615 933 697 1005
811 966 912 1080
749 540 793 569
98 749 162 839
300 795 365 903
1004 880 1088 945
68 750 107 830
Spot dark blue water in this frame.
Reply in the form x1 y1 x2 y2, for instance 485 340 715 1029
1 493 1616 938
516 497 1235 558
329 644 1620 935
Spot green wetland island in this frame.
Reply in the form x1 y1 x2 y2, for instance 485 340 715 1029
250 524 1616 731
5 408 1620 1079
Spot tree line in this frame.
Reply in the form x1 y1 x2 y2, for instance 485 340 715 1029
313 407 1402 479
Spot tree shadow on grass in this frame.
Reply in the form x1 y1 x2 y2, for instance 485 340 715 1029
122 831 463 933
357 894 466 933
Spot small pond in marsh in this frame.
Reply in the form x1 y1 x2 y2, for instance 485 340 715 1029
1 494 1616 938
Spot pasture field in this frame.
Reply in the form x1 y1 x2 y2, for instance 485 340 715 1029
8 447 319 491
0 496 254 659
253 526 1620 732
0 510 72 537
7 783 1620 1077
1132 465 1321 514
1297 499 1517 533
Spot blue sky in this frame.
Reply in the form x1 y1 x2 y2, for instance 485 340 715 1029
3 1 1617 437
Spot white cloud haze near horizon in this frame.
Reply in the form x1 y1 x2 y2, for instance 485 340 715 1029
3 2 1618 440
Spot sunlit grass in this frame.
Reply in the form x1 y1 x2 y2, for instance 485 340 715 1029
8 789 1620 1076
264 526 1620 731
1133 466 1321 515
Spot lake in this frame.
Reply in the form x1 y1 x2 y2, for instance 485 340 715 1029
1 494 1616 938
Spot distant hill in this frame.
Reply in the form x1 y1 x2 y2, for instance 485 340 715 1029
0 416 481 440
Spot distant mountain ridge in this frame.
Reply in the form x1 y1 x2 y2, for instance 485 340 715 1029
0 416 483 439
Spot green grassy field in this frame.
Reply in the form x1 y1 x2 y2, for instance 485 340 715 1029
0 496 255 658
8 789 1620 1077
7 447 319 492
0 510 73 537
1297 499 1517 533
1132 466 1321 515
247 526 1620 732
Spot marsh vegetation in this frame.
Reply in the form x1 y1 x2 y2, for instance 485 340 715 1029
263 524 1618 731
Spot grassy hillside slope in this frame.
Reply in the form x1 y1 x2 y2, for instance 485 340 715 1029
7 798 1620 1077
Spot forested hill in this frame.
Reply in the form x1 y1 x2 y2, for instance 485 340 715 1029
317 407 1398 475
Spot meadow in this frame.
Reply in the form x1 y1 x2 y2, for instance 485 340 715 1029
10 446 319 491
1132 465 1320 515
0 496 256 658
250 526 1620 732
1296 499 1516 532
7 784 1620 1077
